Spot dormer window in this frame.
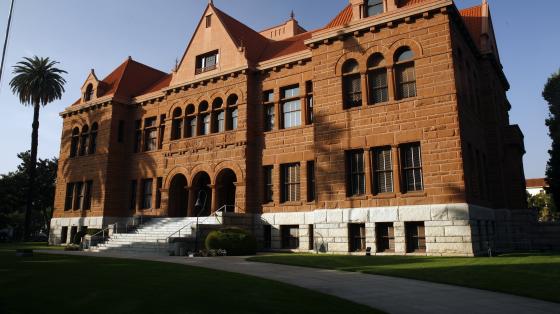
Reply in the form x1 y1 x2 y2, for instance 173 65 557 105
84 84 94 102
195 50 219 75
365 0 384 17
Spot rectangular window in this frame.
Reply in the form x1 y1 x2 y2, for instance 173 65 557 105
281 225 299 249
376 222 395 252
141 179 153 209
372 147 393 194
281 163 301 203
306 161 315 202
305 81 314 124
368 69 388 104
263 225 272 249
158 115 166 149
405 222 426 253
396 63 417 99
401 143 423 192
346 150 365 197
118 120 125 143
83 180 93 210
281 85 301 129
264 166 274 203
144 117 157 152
196 50 219 74
365 0 384 17
155 177 163 209
263 90 275 132
74 182 84 210
133 120 142 153
60 226 68 244
64 183 74 211
349 223 366 252
205 14 212 28
130 180 137 211
344 74 362 108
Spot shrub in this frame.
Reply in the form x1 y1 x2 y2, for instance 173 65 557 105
205 228 257 256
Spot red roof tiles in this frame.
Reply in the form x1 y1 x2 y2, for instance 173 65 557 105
526 178 548 189
460 5 483 49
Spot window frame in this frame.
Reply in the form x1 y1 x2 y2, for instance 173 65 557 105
372 147 394 194
400 143 424 193
342 59 362 109
141 178 153 210
364 0 384 17
263 166 274 204
263 90 275 132
394 48 417 100
346 150 366 197
367 54 389 105
281 163 301 203
195 50 219 75
280 85 302 129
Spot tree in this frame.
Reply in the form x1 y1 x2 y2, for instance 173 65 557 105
0 152 58 239
543 70 560 213
527 192 557 222
9 57 66 241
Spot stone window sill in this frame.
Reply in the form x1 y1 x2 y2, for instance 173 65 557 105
400 191 427 198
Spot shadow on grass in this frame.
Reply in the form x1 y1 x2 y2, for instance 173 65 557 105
0 251 383 314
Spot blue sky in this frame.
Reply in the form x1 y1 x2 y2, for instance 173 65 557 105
0 0 558 179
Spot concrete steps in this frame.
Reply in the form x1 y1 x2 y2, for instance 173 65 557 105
88 216 221 254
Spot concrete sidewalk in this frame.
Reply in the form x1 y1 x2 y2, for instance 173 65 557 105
39 251 559 314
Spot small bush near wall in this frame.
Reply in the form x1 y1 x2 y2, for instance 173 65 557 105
205 228 257 256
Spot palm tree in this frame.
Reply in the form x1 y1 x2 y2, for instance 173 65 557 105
10 56 66 241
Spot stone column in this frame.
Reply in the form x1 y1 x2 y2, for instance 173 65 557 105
209 184 217 215
394 221 406 253
387 65 396 101
392 146 401 193
160 188 169 216
364 149 373 195
360 72 368 107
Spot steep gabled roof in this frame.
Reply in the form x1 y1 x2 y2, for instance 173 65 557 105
259 31 314 61
325 4 352 29
72 57 167 106
213 6 269 63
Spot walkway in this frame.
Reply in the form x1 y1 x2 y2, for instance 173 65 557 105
39 251 559 314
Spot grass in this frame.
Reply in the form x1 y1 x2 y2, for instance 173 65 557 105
0 248 381 314
0 242 64 251
248 253 560 303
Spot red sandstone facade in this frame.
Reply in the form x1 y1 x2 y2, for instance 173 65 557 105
50 0 527 256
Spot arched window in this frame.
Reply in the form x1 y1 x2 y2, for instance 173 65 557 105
198 101 210 136
79 125 89 156
394 47 417 100
342 59 362 109
89 123 98 154
84 84 94 102
171 108 183 140
185 104 196 138
227 94 239 131
70 127 80 158
367 53 388 104
212 98 224 133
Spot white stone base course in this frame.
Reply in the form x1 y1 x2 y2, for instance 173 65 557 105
49 203 509 256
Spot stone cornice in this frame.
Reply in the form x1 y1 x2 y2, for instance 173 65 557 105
255 51 312 72
305 0 453 47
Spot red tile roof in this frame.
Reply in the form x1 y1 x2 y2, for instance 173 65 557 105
459 5 483 49
526 178 548 188
72 57 167 106
258 31 313 61
326 4 353 29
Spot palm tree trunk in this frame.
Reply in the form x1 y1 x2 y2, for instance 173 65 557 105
23 102 40 241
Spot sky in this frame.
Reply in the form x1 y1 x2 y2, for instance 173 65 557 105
0 0 558 179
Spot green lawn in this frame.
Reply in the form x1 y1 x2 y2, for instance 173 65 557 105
248 253 560 303
0 242 64 251
0 248 381 314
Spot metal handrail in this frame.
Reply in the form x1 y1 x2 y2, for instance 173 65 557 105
157 204 235 251
85 223 116 250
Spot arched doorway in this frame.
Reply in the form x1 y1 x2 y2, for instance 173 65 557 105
216 169 237 213
168 174 188 217
191 172 212 217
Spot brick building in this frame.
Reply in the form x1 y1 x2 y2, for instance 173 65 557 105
50 0 528 256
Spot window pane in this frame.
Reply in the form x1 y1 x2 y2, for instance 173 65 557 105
374 148 393 193
282 100 301 129
368 69 388 104
344 74 362 108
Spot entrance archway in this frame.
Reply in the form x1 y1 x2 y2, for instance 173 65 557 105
191 172 212 216
216 169 237 213
168 174 188 217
